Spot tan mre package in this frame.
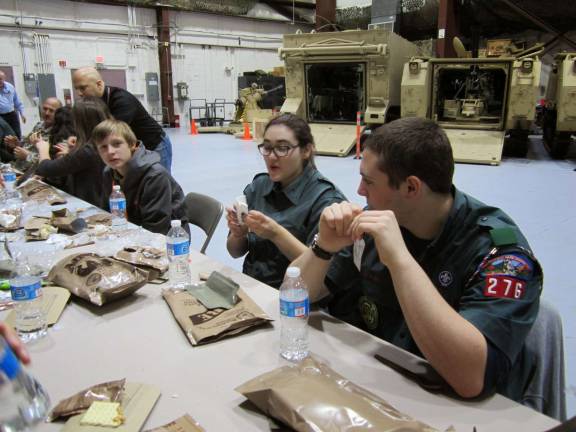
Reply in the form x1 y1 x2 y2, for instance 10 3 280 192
145 414 206 432
162 288 272 345
236 357 440 432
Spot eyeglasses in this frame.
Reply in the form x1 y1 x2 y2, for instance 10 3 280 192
257 144 298 158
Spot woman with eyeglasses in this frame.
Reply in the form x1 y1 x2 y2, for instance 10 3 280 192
226 113 347 288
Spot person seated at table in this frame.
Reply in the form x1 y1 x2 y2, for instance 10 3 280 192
4 97 62 171
34 97 110 208
291 117 542 400
91 119 187 235
48 106 76 157
0 116 16 163
226 113 346 288
41 106 76 189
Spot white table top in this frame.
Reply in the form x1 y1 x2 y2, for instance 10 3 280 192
2 190 560 432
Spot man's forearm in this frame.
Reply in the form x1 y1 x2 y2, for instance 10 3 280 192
389 256 487 398
291 249 331 302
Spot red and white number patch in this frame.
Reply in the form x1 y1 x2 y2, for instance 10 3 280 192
484 276 525 299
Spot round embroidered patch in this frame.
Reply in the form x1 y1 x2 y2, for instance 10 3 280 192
359 296 379 331
438 270 453 287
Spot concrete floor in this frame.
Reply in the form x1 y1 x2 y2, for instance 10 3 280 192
166 126 576 418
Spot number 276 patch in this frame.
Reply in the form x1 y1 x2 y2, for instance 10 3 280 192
484 276 525 299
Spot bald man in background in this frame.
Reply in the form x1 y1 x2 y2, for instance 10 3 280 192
4 97 61 171
0 71 26 139
72 67 172 172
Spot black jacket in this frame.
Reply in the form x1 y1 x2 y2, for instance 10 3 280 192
101 145 187 235
0 117 15 163
35 144 105 208
102 86 163 151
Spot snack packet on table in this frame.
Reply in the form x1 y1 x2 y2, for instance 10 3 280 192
48 253 148 306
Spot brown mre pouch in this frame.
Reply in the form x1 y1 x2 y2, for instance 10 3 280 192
145 414 206 432
85 213 113 226
17 178 67 205
50 208 87 234
24 216 56 241
162 288 272 345
48 378 126 422
236 357 439 432
48 253 148 306
114 246 169 282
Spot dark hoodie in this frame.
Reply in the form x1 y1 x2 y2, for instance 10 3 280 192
101 144 187 235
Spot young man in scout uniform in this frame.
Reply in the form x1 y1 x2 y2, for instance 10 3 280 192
292 117 542 400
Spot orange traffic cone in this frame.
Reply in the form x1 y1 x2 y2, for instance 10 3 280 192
190 118 198 135
242 122 252 140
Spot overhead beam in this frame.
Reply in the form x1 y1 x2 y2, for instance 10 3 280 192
498 0 576 50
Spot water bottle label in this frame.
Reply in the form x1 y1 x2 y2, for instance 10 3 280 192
10 280 41 301
2 172 16 182
280 298 309 318
110 198 126 212
167 241 189 256
0 341 21 380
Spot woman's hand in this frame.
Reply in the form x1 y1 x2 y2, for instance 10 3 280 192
245 210 280 240
54 142 69 158
226 207 248 238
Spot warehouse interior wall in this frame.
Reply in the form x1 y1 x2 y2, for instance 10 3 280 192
0 0 304 134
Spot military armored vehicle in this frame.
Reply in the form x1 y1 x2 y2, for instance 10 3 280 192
279 29 420 156
401 54 541 164
542 52 576 159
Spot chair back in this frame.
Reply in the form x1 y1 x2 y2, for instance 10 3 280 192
505 299 566 421
183 192 224 254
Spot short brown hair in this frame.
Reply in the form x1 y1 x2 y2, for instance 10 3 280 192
91 119 137 147
364 117 454 194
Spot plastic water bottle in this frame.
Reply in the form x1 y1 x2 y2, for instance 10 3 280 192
109 185 127 224
10 261 47 344
2 165 17 197
166 220 191 289
279 267 309 361
0 336 51 431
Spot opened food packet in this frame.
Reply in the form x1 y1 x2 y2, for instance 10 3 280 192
236 357 439 432
114 246 169 282
146 414 206 432
48 378 126 422
18 178 67 205
162 288 272 345
48 253 148 306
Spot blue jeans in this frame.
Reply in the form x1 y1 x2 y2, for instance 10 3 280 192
155 133 173 173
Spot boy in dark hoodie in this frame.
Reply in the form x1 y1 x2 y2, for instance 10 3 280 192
91 119 188 235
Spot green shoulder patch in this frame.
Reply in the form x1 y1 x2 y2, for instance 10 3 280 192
490 227 518 246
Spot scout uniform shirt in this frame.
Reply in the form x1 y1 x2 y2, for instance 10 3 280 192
243 163 346 288
325 187 542 384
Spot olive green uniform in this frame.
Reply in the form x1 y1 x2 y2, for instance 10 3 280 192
325 187 542 394
243 163 346 288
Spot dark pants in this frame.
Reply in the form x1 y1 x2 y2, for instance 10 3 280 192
0 111 21 139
